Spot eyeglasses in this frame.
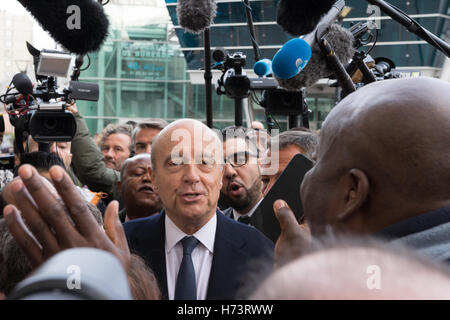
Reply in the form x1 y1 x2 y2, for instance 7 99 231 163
224 151 258 168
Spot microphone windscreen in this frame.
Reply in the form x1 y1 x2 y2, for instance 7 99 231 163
177 0 217 34
0 114 5 133
272 38 312 79
277 0 335 36
213 47 227 62
253 59 273 77
276 24 355 91
17 0 109 55
12 73 33 96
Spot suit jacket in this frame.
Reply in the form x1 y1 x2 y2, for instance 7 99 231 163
222 207 233 219
376 206 450 264
124 209 274 300
222 206 266 234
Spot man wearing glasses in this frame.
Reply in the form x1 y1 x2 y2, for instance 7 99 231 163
220 127 264 225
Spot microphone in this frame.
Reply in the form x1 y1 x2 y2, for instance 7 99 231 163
12 73 34 96
271 39 312 80
277 0 336 36
17 0 109 55
177 0 217 34
253 59 273 77
275 25 355 91
272 0 355 91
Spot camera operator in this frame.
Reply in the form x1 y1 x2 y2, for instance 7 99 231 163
66 102 123 205
26 135 82 187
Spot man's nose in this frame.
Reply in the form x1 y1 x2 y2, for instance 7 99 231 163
145 145 152 154
224 163 237 179
182 164 201 184
142 169 152 182
104 148 115 159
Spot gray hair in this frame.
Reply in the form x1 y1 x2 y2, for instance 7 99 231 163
100 123 133 153
272 130 318 160
132 119 169 145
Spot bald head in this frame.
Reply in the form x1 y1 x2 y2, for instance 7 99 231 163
151 119 222 172
301 77 450 235
324 77 450 197
251 243 450 300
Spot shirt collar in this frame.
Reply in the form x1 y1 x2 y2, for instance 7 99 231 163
165 213 217 254
233 198 263 220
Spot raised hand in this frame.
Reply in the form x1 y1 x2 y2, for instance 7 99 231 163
273 199 311 268
3 164 130 269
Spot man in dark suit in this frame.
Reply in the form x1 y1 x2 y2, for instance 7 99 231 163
124 119 273 300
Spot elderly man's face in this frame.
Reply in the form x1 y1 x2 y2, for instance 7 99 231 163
120 157 162 216
151 123 223 227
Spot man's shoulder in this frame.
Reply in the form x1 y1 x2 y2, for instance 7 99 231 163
221 207 233 218
216 212 274 249
123 212 163 238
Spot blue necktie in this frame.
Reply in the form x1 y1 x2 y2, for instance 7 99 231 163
174 236 199 300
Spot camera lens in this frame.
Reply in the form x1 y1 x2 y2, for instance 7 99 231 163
43 118 58 131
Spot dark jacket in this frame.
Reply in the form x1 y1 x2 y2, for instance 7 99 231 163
376 206 450 264
124 210 274 300
70 112 121 200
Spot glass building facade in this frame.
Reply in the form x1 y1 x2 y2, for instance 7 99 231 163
78 0 449 134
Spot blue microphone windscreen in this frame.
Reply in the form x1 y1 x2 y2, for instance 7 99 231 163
272 38 312 79
253 59 272 77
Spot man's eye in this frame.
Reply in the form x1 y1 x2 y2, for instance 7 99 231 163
202 157 215 166
169 157 183 166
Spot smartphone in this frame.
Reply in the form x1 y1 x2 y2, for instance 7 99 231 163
250 153 314 243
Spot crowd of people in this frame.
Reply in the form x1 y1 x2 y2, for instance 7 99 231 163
1 77 450 300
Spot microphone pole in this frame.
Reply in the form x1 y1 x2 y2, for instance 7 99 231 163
316 25 356 99
366 0 450 57
243 0 261 62
204 28 214 128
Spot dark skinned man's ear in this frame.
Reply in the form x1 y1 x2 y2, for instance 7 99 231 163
336 168 370 221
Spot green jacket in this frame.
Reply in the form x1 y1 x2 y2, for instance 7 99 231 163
71 112 121 200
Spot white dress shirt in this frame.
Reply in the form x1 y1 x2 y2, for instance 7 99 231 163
232 198 263 221
165 213 217 300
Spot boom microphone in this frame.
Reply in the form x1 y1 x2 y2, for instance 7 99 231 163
12 73 34 96
275 24 355 91
17 0 109 55
277 0 336 36
177 0 217 34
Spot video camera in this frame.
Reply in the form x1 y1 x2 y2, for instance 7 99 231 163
0 42 99 153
